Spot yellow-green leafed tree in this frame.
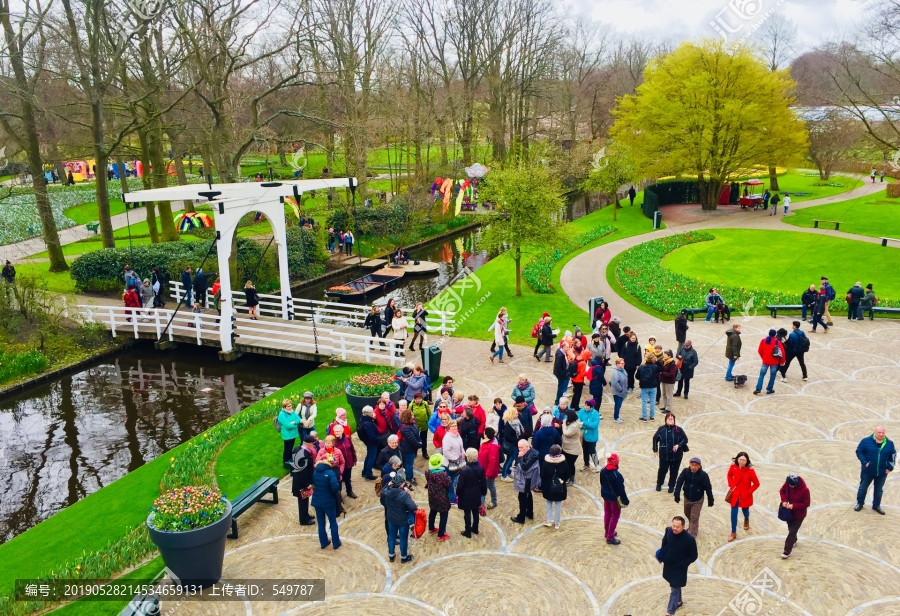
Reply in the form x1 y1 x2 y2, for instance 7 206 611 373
480 164 565 296
611 40 808 210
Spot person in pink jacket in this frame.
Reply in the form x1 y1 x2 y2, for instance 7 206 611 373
754 329 786 395
478 427 502 509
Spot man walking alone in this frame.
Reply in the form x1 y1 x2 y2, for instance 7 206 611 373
674 457 713 537
854 426 895 515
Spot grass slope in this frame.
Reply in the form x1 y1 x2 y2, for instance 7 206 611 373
449 200 660 345
0 364 372 599
63 200 127 224
784 193 900 239
662 229 900 302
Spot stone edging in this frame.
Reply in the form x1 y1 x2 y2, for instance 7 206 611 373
0 340 137 402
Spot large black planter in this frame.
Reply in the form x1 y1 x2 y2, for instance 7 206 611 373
147 500 232 588
345 385 402 425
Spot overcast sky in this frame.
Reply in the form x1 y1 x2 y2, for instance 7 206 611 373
579 0 864 51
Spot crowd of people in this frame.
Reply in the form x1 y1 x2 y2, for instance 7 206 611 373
273 292 896 615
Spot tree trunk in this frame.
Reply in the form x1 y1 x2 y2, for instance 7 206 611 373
700 178 721 211
768 166 780 191
613 194 618 221
137 130 159 243
115 155 130 195
89 98 115 248
514 246 521 296
149 120 177 241
200 145 213 183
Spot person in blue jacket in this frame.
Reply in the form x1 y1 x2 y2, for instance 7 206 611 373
577 399 601 471
532 414 561 461
310 457 342 549
854 426 895 515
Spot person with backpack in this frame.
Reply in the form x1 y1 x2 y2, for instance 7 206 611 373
637 353 661 421
860 283 877 320
600 452 629 545
540 444 570 529
532 311 550 357
673 456 713 538
847 281 865 320
381 473 417 562
653 412 689 493
780 321 809 382
275 399 301 466
820 276 836 325
779 474 810 559
753 329 786 395
311 456 342 549
426 454 452 541
456 448 487 538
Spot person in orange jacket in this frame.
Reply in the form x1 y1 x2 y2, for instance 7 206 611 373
726 451 760 542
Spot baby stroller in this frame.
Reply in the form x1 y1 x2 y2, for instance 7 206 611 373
716 301 731 323
733 374 748 389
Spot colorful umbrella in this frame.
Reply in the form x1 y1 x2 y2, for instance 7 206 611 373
174 212 213 232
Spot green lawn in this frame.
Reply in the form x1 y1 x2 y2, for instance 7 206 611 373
0 364 372 603
662 229 900 301
12 262 78 293
63 200 127 224
734 170 864 202
449 200 660 345
784 193 900 239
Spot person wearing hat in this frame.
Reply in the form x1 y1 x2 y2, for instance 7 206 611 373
754 329 786 395
358 406 381 480
779 474 810 559
511 392 536 439
674 340 698 399
674 310 689 357
298 392 317 442
327 407 352 437
381 472 417 563
673 457 713 537
599 452 629 544
860 283 877 320
426 454 452 540
290 435 320 526
310 454 342 549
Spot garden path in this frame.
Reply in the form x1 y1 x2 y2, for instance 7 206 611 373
0 201 185 264
151 316 900 616
562 175 889 325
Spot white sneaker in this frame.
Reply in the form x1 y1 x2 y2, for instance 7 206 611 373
781 377 787 383
543 521 552 527
615 418 624 423
802 377 808 381
592 466 601 473
781 553 790 559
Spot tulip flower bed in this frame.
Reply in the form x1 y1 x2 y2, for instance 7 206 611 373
148 486 226 532
523 225 615 293
616 231 829 315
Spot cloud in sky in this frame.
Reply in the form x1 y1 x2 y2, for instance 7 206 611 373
577 0 862 49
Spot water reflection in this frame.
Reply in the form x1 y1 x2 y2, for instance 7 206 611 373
0 345 311 543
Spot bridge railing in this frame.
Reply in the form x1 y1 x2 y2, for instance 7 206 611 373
167 282 456 335
78 305 406 366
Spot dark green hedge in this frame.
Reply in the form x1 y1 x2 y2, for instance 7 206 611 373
71 228 327 293
642 180 702 219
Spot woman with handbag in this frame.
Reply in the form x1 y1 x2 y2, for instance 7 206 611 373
392 307 409 358
599 452 629 545
726 451 760 542
779 474 810 559
409 303 428 351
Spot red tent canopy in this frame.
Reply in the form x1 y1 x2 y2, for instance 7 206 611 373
743 179 765 186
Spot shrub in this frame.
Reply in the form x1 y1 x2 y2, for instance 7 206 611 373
523 225 615 293
148 486 227 532
0 349 50 385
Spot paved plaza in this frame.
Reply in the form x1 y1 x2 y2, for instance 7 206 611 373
161 315 900 615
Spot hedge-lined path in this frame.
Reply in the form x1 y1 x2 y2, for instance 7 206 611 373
0 200 185 264
150 316 900 616
562 174 889 325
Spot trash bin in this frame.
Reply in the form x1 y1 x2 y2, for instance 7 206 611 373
421 344 442 380
653 210 662 229
589 296 605 329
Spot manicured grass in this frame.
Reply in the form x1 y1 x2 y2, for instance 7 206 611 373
734 170 864 202
784 193 900 239
12 262 78 293
215 396 355 499
0 364 371 601
448 200 660 345
63 199 127 224
662 229 900 302
51 557 165 616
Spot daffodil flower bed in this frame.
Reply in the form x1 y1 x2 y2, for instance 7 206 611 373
148 486 227 532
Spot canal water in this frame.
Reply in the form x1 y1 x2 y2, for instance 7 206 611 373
298 226 493 307
0 345 313 544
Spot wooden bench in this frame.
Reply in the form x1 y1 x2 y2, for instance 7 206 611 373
227 477 279 539
121 593 159 615
812 219 841 230
682 307 708 321
873 307 900 318
880 237 900 247
86 221 100 234
766 304 804 318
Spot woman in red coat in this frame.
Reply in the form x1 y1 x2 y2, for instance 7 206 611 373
330 425 358 500
478 427 501 509
779 474 810 559
726 451 759 542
